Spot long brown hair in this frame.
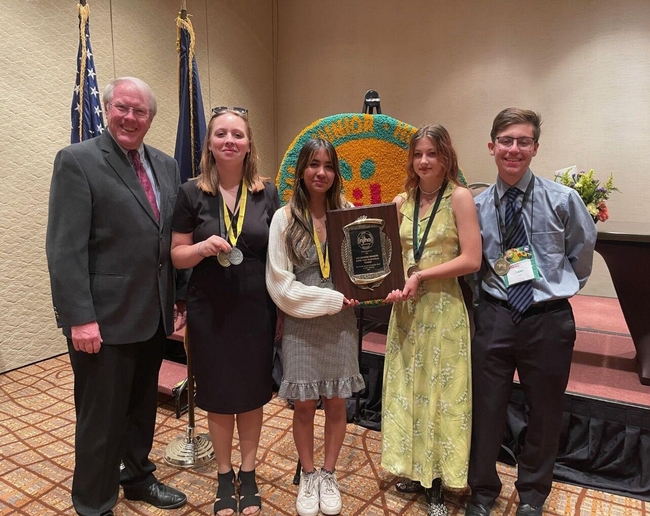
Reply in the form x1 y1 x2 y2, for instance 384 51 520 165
196 109 266 195
285 138 347 267
404 124 462 200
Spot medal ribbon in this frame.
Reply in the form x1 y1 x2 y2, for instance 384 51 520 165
412 181 447 263
493 178 534 254
220 181 247 246
307 211 330 280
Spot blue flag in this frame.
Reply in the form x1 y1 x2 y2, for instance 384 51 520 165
175 14 207 183
71 3 104 143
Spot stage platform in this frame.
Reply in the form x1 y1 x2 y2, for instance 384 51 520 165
567 295 649 406
358 295 649 408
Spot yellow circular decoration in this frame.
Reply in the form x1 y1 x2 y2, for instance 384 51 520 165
277 114 416 206
277 113 466 206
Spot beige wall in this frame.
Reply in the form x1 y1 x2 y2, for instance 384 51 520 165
2 0 648 372
276 0 650 298
0 0 274 372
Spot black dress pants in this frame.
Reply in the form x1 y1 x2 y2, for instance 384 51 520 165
468 298 575 507
67 321 166 516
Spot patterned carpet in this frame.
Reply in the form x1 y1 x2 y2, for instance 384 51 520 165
1 355 648 515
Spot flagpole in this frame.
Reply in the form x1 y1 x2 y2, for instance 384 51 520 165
164 1 212 468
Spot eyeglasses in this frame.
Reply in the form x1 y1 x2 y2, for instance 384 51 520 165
212 106 248 116
494 136 536 150
109 102 150 119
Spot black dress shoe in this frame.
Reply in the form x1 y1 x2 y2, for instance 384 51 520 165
516 503 542 516
465 502 492 516
124 480 187 509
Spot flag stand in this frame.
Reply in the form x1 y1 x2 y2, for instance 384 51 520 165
164 329 214 468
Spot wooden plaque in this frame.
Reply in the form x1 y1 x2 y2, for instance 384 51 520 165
326 203 404 303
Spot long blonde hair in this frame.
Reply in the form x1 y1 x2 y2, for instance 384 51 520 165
196 109 266 195
285 138 347 267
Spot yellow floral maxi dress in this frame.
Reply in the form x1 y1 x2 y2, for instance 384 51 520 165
381 183 472 490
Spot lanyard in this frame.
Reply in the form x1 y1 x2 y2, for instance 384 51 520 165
219 181 247 246
493 178 534 253
307 211 330 281
412 181 447 263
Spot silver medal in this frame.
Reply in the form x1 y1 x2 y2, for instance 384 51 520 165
229 247 244 266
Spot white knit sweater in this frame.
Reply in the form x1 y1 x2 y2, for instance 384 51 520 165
266 207 345 319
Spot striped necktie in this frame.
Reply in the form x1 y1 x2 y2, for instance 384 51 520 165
505 187 533 323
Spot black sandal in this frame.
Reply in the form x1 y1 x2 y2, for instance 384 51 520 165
395 477 424 493
214 469 237 516
237 469 261 515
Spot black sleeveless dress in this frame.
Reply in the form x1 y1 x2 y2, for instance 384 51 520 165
172 181 279 413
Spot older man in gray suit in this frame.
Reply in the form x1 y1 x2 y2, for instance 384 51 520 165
47 77 187 516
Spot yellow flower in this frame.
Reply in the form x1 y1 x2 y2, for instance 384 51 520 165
586 203 598 216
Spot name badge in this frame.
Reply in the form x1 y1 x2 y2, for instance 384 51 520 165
503 245 540 287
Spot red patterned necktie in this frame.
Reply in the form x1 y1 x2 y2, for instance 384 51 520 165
128 149 160 221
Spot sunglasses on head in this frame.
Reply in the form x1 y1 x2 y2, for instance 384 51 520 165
212 106 248 116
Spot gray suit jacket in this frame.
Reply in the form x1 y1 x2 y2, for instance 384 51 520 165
46 131 181 344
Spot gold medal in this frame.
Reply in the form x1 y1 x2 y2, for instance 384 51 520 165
307 210 330 282
217 251 231 268
407 265 420 277
494 257 510 276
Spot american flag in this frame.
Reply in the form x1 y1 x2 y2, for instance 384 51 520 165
71 3 104 143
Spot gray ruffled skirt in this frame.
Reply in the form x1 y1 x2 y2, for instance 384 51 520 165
278 247 364 401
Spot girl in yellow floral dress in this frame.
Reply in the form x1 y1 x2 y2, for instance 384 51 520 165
382 125 482 515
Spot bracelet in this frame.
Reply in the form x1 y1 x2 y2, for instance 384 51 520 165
414 271 423 283
197 241 206 258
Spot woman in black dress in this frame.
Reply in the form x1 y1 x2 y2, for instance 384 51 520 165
171 107 279 516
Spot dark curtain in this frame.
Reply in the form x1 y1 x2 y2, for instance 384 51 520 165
504 385 650 501
346 357 383 430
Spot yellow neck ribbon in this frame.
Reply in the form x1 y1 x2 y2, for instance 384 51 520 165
223 183 248 246
307 211 330 281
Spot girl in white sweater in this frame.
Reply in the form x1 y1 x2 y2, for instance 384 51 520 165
266 138 364 516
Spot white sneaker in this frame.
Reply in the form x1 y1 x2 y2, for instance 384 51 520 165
319 469 342 515
296 469 320 516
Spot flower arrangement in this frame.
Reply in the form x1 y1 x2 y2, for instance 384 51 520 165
554 166 619 222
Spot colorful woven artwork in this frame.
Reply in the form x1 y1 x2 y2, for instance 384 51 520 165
277 114 417 206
